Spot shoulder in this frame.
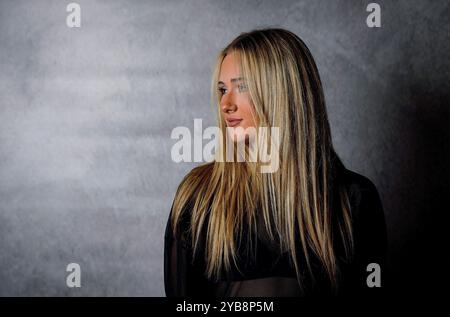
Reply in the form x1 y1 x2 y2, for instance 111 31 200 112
167 163 214 237
340 167 382 211
337 167 386 235
338 168 387 272
339 168 386 246
177 162 214 193
173 163 214 217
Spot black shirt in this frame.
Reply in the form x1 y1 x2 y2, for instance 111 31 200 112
164 167 387 297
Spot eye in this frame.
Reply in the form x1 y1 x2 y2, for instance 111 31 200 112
218 87 227 96
237 83 248 93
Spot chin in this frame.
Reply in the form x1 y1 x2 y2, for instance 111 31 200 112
234 133 248 144
227 127 256 144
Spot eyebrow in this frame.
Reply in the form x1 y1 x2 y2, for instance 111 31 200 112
218 77 244 86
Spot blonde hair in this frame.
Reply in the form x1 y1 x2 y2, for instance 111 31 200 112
170 28 353 292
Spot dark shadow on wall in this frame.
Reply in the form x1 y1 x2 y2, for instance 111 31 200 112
388 84 449 295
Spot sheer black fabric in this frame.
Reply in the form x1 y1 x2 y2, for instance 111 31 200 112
164 166 387 297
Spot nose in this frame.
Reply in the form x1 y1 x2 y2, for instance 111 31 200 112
220 91 237 114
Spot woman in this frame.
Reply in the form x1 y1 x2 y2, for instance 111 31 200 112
164 28 387 297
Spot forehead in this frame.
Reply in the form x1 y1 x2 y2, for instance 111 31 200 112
219 52 241 81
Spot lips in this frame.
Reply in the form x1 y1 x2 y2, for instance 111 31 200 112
227 119 242 127
226 118 243 127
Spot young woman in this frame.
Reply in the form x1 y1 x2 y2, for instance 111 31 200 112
164 28 387 297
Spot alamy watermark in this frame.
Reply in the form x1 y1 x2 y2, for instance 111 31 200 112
170 119 280 173
66 3 81 28
66 263 81 288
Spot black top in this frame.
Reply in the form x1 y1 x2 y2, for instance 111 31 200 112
164 167 387 297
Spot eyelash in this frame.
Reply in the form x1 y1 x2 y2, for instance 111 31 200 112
237 83 248 92
218 84 248 96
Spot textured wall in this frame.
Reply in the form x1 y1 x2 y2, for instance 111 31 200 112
0 0 448 296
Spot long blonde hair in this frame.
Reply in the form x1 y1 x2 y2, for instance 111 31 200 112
170 28 353 292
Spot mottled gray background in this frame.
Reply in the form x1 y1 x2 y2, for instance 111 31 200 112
0 0 448 296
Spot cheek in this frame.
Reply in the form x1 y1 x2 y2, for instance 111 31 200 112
236 96 257 127
241 104 257 127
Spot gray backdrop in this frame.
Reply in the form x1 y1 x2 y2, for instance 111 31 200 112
0 0 448 296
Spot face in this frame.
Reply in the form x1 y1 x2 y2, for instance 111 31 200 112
218 52 257 143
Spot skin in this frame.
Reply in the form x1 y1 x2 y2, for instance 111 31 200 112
218 51 258 143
